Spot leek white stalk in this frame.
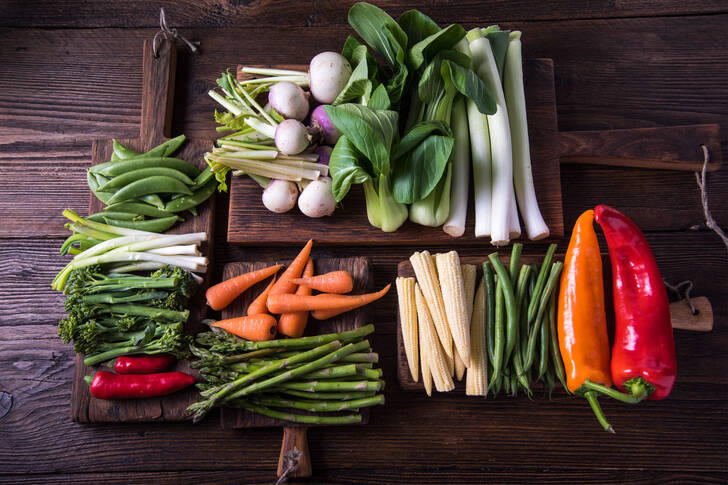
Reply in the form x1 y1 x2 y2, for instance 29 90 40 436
146 245 201 256
469 34 517 246
466 101 492 237
443 98 470 237
503 31 549 240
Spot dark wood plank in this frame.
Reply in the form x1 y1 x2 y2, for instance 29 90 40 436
560 124 723 171
227 59 564 245
2 0 727 28
219 256 372 428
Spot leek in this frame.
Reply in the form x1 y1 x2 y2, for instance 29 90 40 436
443 98 470 237
503 31 549 240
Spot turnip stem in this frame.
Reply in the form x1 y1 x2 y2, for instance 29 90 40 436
237 86 277 126
238 75 309 86
241 67 308 77
443 98 470 237
503 31 549 240
208 90 243 117
244 117 277 139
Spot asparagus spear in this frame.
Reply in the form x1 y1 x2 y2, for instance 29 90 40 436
275 389 377 401
248 394 385 412
236 401 362 424
278 379 385 393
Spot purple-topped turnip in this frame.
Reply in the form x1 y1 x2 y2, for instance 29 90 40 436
310 105 342 145
309 52 352 104
315 145 333 166
268 82 309 121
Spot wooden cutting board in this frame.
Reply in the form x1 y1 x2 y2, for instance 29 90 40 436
220 256 373 478
70 39 215 422
395 255 713 391
226 59 722 245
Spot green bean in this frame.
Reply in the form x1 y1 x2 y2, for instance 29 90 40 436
527 244 556 325
190 166 214 191
482 262 496 368
103 202 180 220
522 266 536 358
139 194 166 209
538 301 550 380
89 157 199 178
524 262 564 372
99 167 195 191
544 367 555 400
490 278 505 387
547 291 569 393
86 211 140 222
488 253 517 370
143 134 186 158
103 215 179 233
112 139 141 159
509 243 522 283
164 178 216 213
106 176 193 205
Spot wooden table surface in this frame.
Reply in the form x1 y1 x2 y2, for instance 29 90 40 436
1 1 727 483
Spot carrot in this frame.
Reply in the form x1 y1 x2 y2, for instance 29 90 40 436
289 270 353 294
206 264 282 311
246 276 276 316
311 304 359 320
210 314 278 341
206 265 282 311
267 284 391 314
267 240 314 309
278 258 314 338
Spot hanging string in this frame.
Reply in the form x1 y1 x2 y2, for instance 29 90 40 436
275 448 302 485
152 8 200 58
694 145 728 253
664 279 697 316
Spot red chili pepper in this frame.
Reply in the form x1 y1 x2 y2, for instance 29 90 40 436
594 204 677 401
114 354 176 374
85 371 195 400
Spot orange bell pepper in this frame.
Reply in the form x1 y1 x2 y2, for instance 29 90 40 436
557 209 614 432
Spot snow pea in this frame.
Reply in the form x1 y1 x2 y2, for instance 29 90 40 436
139 194 166 209
189 166 214 191
103 202 179 219
89 157 199 178
106 176 193 205
112 139 141 160
87 171 113 204
103 215 179 233
86 211 140 222
143 135 186 158
164 178 216 213
99 167 195 191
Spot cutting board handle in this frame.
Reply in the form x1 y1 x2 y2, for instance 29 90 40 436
277 427 312 479
559 124 722 172
139 38 176 146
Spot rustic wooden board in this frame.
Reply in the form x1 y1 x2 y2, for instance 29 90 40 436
70 40 215 422
395 253 709 391
228 59 564 245
218 256 373 428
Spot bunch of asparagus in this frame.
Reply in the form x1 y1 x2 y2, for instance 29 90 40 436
188 324 385 423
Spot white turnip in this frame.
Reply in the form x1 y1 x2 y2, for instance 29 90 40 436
309 52 352 104
262 179 299 213
298 177 336 217
268 82 310 121
275 119 310 155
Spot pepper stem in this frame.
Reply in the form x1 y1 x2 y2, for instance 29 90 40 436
582 378 653 404
84 375 93 386
584 390 615 434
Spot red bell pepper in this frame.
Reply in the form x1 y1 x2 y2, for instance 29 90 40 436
114 354 176 374
593 204 677 401
85 370 195 400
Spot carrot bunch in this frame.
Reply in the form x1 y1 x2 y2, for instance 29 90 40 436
204 240 389 341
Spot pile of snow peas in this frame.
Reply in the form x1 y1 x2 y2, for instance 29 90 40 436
85 135 216 232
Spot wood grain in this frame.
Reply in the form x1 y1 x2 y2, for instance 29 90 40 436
218 256 373 428
560 124 723 171
2 0 727 28
227 59 564 245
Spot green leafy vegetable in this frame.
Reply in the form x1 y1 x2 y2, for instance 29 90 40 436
392 134 454 204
